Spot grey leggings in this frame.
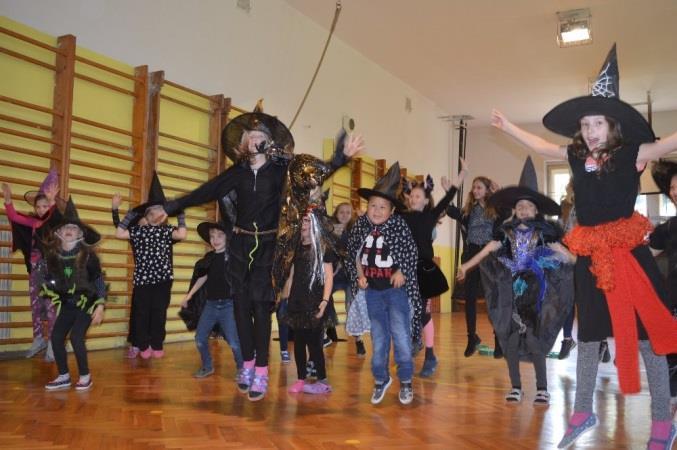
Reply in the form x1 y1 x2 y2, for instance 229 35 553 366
505 330 548 391
574 340 671 421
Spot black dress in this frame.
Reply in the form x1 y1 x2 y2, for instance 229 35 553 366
568 143 670 341
283 244 338 330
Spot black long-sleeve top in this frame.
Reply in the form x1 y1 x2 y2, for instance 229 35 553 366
165 152 348 232
400 187 457 262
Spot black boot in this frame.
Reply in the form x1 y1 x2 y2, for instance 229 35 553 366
464 334 481 357
493 335 503 359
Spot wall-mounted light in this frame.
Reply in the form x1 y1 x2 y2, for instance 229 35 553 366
556 8 592 48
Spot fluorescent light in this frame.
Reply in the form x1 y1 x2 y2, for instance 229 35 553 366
557 9 593 47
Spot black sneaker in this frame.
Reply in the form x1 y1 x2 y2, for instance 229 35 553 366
323 336 333 348
370 376 392 405
599 340 611 363
493 337 503 359
558 338 576 360
306 360 318 379
399 381 414 405
464 334 481 357
356 340 366 357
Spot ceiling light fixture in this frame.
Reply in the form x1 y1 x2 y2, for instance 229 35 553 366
556 8 592 48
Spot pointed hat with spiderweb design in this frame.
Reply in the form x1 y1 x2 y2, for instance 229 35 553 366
543 44 655 144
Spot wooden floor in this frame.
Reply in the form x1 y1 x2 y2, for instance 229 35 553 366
0 313 662 449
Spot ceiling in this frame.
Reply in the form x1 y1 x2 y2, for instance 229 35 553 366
284 0 677 125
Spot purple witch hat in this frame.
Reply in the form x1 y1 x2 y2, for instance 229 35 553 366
24 167 59 206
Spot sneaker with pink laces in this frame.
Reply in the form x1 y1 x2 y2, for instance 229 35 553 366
140 347 153 359
288 379 305 393
126 346 140 359
151 349 164 359
303 381 332 395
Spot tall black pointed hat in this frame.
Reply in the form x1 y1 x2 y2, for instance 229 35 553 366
543 44 655 144
221 112 294 163
357 162 406 210
489 156 561 216
651 159 677 197
133 171 167 214
55 196 101 245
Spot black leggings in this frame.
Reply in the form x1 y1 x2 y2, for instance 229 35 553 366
462 243 483 335
292 327 326 380
51 304 92 376
234 298 272 366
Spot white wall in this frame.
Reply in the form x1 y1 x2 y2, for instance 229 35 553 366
1 0 459 244
2 0 676 246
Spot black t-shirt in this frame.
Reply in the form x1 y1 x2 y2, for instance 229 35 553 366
360 228 399 290
568 143 642 226
204 251 230 300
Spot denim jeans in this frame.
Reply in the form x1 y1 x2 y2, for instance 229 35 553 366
195 299 243 370
365 287 413 383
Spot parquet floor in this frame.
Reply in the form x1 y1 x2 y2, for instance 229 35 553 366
0 313 661 449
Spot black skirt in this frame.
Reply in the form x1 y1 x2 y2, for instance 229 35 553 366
417 258 449 299
575 244 669 342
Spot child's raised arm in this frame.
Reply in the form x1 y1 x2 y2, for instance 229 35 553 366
638 131 677 164
492 109 566 160
171 212 188 241
457 240 502 281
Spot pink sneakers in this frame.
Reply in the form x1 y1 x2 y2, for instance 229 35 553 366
288 380 305 393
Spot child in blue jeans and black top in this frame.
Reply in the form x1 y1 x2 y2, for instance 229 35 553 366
181 221 243 379
347 162 422 405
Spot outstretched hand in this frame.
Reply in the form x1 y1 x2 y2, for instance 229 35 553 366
112 193 122 209
491 109 512 132
440 176 452 192
343 134 365 158
2 183 11 204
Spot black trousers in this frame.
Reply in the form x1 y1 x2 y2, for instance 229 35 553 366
134 280 173 350
229 234 275 366
292 327 326 380
51 303 92 376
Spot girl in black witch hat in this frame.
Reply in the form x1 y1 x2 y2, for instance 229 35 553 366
2 169 62 361
400 161 467 378
37 197 106 391
115 172 187 359
492 44 677 449
457 157 575 407
158 106 362 401
648 159 677 419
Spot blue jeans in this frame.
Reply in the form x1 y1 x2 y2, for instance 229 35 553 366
365 287 413 383
195 299 243 370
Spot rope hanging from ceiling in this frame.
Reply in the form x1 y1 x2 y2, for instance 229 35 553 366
288 1 342 129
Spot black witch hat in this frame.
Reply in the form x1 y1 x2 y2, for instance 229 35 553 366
133 171 167 214
55 196 101 245
357 162 406 210
651 159 677 197
196 221 232 244
543 44 655 144
489 157 561 216
221 112 294 163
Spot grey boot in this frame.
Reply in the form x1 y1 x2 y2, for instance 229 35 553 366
25 336 47 358
44 340 55 362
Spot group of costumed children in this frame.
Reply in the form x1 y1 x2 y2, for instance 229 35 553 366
5 42 677 450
